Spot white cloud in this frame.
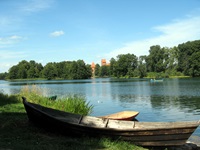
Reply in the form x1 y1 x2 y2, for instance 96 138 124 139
21 0 54 13
0 50 27 59
10 35 23 40
107 16 200 59
0 35 24 47
50 30 65 37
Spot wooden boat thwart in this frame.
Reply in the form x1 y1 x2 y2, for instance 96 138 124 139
99 111 139 121
22 97 200 146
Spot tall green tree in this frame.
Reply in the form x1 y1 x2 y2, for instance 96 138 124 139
0 72 8 80
17 60 30 78
95 64 100 77
109 58 117 77
61 60 92 79
146 45 166 72
56 61 67 78
188 51 200 77
99 65 110 77
114 53 138 77
86 64 92 78
27 60 43 78
8 65 18 79
178 40 200 77
76 60 90 79
42 63 58 80
138 55 147 78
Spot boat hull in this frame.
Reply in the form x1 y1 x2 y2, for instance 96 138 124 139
22 97 200 146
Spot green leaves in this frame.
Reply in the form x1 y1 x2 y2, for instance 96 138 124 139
178 40 200 77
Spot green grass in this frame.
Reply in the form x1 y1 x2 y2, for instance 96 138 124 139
0 90 148 150
19 85 93 115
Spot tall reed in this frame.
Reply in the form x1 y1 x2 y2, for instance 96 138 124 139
20 85 93 115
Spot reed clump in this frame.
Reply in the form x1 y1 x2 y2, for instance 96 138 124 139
20 85 93 115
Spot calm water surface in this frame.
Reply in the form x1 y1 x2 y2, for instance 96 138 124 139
1 78 200 136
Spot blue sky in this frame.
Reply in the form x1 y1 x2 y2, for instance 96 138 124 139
1 0 200 73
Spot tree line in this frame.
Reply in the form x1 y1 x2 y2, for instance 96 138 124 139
0 39 200 80
96 39 200 78
1 60 92 80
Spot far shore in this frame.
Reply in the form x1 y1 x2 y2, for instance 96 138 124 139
1 75 193 81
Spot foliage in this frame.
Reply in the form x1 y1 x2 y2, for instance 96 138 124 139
0 72 8 80
147 72 166 78
8 60 43 79
20 85 93 115
110 53 138 78
99 65 110 77
42 62 57 80
94 63 100 76
145 45 167 72
0 91 20 107
7 60 92 80
138 56 147 78
177 40 200 77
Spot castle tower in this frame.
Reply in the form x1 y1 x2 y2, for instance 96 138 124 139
101 59 106 66
91 62 95 77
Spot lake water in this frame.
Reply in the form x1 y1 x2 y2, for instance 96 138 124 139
1 78 200 136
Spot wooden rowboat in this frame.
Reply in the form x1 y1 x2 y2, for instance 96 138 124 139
22 97 200 146
150 78 164 82
99 111 139 121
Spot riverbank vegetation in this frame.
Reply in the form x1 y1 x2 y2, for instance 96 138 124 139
0 90 147 150
0 39 200 80
20 85 93 115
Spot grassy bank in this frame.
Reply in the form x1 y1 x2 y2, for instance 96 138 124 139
0 91 147 150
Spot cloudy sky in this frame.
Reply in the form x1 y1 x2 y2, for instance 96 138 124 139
1 0 200 72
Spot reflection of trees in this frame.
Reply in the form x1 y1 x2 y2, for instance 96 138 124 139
178 97 200 114
110 80 151 109
113 94 138 103
150 96 180 109
150 96 200 114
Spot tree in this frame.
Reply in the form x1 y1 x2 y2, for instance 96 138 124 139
188 52 200 77
138 56 147 78
0 72 8 80
86 64 92 78
61 60 92 79
27 60 43 78
56 61 67 78
146 45 166 72
17 60 30 78
114 53 138 77
109 58 117 77
27 66 35 78
42 63 58 80
95 64 100 77
178 40 200 76
8 65 18 79
76 60 90 79
99 65 110 77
